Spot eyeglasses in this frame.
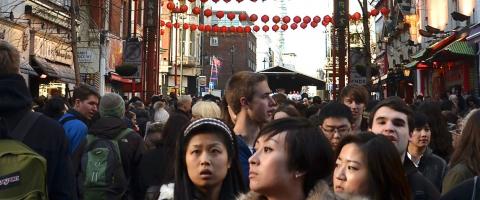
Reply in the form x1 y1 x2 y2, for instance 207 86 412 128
321 126 350 135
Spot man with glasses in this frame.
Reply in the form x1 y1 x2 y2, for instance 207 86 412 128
316 102 353 150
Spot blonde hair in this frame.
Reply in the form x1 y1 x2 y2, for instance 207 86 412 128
192 101 221 119
0 41 20 75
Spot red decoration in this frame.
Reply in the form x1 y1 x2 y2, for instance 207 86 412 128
183 23 189 29
213 26 219 32
201 0 208 2
323 15 332 23
221 26 228 33
310 22 318 28
236 26 244 33
313 16 321 23
250 14 258 22
303 16 311 23
190 24 198 31
227 13 236 20
262 25 269 32
198 24 205 31
205 25 212 32
167 2 175 10
224 0 231 2
290 23 298 30
188 0 195 2
180 5 188 12
272 24 279 32
322 20 328 27
261 15 269 23
216 11 225 19
370 8 379 16
166 22 172 28
253 25 260 32
174 23 180 29
239 13 248 21
244 26 251 32
380 7 390 16
353 12 361 21
293 16 301 23
237 0 243 3
160 29 165 35
192 7 201 15
160 20 165 26
282 16 291 23
213 0 220 3
300 23 307 29
230 26 236 33
204 9 212 17
273 15 281 23
281 24 288 31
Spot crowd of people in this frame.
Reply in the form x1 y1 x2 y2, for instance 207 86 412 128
1 40 480 200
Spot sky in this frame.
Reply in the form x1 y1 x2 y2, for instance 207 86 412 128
211 0 364 76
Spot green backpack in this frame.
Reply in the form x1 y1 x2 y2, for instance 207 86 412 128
0 112 48 200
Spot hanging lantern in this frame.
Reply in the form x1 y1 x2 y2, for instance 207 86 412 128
227 13 236 21
300 23 307 29
204 9 212 17
261 15 269 23
180 5 188 12
272 24 279 32
190 24 198 31
239 13 248 21
380 7 390 16
323 15 332 23
303 16 311 23
253 25 260 32
174 22 180 28
251 0 257 1
224 0 231 2
160 20 165 26
244 26 251 32
310 22 318 28
183 23 189 29
160 29 165 35
216 11 225 19
205 25 212 32
236 26 244 33
272 15 281 23
213 26 219 32
282 16 291 23
281 24 288 31
229 26 236 33
293 16 301 23
166 22 172 28
353 12 361 21
167 2 175 10
213 0 220 3
198 24 205 31
192 7 201 15
237 0 243 3
262 25 269 32
290 23 298 30
250 14 258 22
370 8 379 16
188 0 195 2
322 20 328 27
201 0 208 2
313 16 321 23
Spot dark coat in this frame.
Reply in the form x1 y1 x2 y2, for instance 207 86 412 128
0 74 76 200
88 116 146 200
440 176 480 200
137 144 168 200
415 148 448 191
404 158 441 200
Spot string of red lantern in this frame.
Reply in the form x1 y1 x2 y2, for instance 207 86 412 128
160 22 327 33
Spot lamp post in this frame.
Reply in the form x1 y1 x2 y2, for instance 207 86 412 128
262 57 267 69
230 45 235 75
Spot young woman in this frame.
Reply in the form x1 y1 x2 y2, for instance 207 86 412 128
173 118 246 200
239 117 335 200
443 109 480 194
333 132 411 200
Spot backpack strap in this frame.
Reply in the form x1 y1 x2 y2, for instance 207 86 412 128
472 176 478 200
10 112 41 141
112 128 133 166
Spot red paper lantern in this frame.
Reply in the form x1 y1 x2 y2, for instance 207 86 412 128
239 13 248 21
167 2 175 10
322 20 328 27
174 23 180 29
190 24 197 31
293 16 301 23
380 7 390 16
250 14 258 22
272 24 279 32
160 29 165 35
310 22 318 28
198 24 205 31
261 15 269 23
272 15 281 23
323 15 332 23
290 23 298 30
201 0 208 2
251 0 257 1
237 0 243 3
166 22 172 28
370 8 379 16
205 25 212 32
183 23 189 29
236 26 244 33
188 0 195 2
192 7 201 15
253 25 260 32
282 16 291 24
227 13 236 21
262 25 269 32
224 0 231 2
213 0 220 3
216 11 225 19
281 24 288 31
244 26 251 32
213 26 219 32
303 16 311 23
313 16 321 23
160 20 165 26
221 26 227 33
204 9 212 17
229 26 236 33
300 23 307 29
180 5 188 12
353 12 361 21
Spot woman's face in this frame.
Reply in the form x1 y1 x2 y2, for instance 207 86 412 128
185 132 230 190
249 132 296 195
333 143 369 196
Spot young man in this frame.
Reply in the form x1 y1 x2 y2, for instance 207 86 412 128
224 71 277 184
339 84 369 134
369 97 440 200
407 112 447 191
0 41 75 199
316 102 353 150
59 84 100 155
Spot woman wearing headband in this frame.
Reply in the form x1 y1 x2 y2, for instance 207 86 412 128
172 118 246 200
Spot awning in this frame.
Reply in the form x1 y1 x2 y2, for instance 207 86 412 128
427 40 476 62
405 60 419 69
31 56 58 77
20 60 38 76
31 56 75 83
110 72 133 84
411 49 428 60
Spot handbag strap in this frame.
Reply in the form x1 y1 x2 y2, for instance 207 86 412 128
472 176 478 200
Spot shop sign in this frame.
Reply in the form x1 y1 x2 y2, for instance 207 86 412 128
34 35 73 65
78 47 100 73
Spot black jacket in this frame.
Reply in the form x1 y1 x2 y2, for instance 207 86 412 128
404 157 441 200
0 74 76 200
441 176 480 200
414 148 448 191
89 116 146 200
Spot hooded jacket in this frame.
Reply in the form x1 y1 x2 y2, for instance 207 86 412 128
0 74 76 200
88 116 146 200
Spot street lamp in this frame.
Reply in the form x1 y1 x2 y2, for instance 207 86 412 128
262 57 267 69
230 45 235 75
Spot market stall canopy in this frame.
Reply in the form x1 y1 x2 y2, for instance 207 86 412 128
31 56 75 83
258 66 325 91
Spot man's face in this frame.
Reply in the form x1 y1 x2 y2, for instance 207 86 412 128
370 106 410 156
320 117 352 150
74 95 99 120
246 81 276 125
343 97 365 120
409 125 431 149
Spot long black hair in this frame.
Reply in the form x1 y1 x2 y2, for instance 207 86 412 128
174 118 246 200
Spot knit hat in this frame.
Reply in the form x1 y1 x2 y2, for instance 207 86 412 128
99 93 125 118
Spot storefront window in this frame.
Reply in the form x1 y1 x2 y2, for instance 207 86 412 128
39 82 66 98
